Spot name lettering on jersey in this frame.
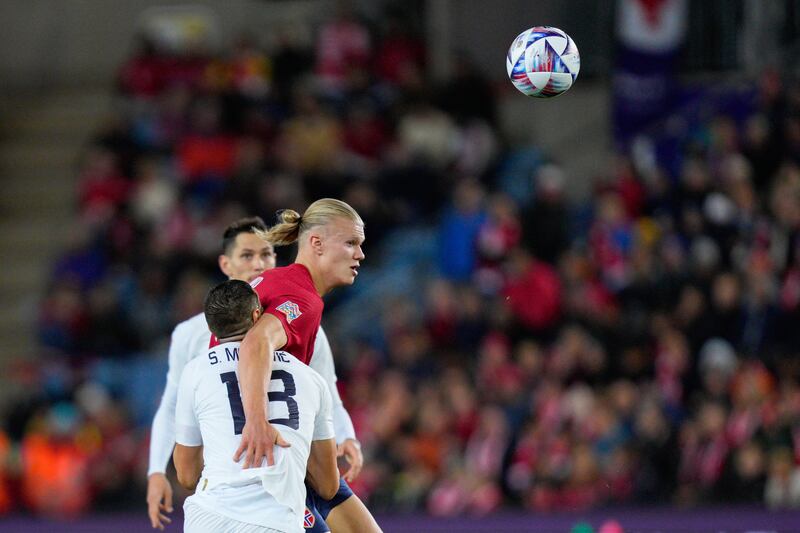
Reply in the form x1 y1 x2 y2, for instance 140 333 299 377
250 276 264 289
225 347 239 362
276 300 302 323
208 351 219 365
273 351 290 363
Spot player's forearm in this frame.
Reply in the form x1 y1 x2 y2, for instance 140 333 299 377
239 330 275 420
176 460 202 491
148 382 178 475
173 445 203 490
332 401 357 444
308 439 339 500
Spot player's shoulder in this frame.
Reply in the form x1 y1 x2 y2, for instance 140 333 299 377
294 354 328 392
275 351 320 378
179 356 204 388
172 312 208 338
252 265 283 286
252 264 310 292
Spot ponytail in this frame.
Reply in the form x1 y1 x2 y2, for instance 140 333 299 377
256 199 363 246
255 209 303 246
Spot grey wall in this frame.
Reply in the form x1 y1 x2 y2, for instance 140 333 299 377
0 0 614 91
0 0 330 90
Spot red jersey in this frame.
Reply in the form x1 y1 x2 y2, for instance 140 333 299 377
250 263 323 365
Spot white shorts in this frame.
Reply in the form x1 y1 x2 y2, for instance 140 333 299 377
184 499 286 533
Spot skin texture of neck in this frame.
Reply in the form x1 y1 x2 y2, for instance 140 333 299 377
295 251 330 297
216 333 247 343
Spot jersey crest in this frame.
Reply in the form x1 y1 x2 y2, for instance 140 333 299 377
304 507 316 528
276 300 302 323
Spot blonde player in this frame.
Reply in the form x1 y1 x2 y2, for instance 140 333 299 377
236 200 380 533
174 280 339 533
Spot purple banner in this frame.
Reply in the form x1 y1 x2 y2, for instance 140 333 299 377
612 45 680 145
1 507 799 532
613 0 688 146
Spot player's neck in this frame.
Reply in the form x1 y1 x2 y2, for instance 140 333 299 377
294 255 329 296
216 334 246 343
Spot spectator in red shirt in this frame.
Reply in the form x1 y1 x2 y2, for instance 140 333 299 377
118 36 165 99
503 248 562 334
77 147 131 220
315 5 370 95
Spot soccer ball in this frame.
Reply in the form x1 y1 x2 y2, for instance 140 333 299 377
506 26 580 98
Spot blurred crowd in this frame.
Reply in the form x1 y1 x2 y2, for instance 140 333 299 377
1 3 799 519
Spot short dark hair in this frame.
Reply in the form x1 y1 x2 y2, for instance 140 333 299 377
204 280 260 339
221 216 269 255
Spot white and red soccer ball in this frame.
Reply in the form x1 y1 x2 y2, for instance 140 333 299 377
506 26 580 98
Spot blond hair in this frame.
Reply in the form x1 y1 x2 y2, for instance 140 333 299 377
257 198 363 246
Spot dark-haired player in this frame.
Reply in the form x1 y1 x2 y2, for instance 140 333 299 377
174 279 338 533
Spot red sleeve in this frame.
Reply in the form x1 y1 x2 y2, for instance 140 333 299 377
252 275 301 352
262 296 302 352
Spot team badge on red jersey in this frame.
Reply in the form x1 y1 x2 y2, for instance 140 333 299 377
304 507 316 528
276 300 302 323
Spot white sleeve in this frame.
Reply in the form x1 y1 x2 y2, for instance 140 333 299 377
175 361 202 447
309 326 356 443
147 323 191 475
313 374 335 441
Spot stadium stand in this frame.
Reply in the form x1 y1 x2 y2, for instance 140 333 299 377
1 2 799 522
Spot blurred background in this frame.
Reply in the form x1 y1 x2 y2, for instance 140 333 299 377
1 0 800 531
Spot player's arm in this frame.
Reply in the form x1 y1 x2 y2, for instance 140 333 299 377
149 323 188 474
173 361 203 492
307 438 339 500
173 444 203 490
148 381 179 475
147 324 190 529
309 326 362 482
147 381 177 529
307 372 339 500
235 312 290 468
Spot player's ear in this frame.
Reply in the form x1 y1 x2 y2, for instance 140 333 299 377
309 232 324 256
251 306 262 324
219 254 232 277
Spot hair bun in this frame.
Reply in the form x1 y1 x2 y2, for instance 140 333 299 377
277 209 302 225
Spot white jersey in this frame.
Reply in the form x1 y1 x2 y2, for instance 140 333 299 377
308 327 356 443
148 312 211 476
148 313 354 476
176 344 334 533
